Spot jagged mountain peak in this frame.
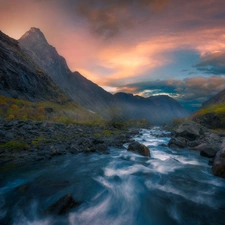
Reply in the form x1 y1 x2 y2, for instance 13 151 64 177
19 27 49 45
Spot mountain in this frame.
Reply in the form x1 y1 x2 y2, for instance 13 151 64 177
191 88 225 128
19 28 115 116
18 27 190 123
0 30 68 103
114 92 190 124
201 88 225 108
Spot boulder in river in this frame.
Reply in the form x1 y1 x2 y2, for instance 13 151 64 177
212 138 225 179
46 194 81 215
168 137 187 149
128 141 150 157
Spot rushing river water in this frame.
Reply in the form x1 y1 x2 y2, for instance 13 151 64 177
1 127 225 225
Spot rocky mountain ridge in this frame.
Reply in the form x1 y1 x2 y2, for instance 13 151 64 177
18 28 190 123
19 28 116 116
0 30 68 103
0 28 190 124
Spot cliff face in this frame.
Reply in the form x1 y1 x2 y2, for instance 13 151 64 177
19 28 115 115
0 30 68 103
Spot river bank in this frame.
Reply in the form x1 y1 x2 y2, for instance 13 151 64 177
0 119 137 167
1 126 225 225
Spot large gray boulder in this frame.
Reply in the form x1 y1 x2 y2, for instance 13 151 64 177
168 137 187 149
175 121 204 140
212 138 225 179
128 142 150 157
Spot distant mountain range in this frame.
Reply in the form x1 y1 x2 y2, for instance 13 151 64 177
0 27 190 124
114 92 190 124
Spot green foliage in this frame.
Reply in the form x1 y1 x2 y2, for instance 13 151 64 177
198 103 225 116
31 137 44 147
191 103 225 128
0 95 100 124
0 141 28 150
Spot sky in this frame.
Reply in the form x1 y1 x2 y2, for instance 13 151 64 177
1 0 225 111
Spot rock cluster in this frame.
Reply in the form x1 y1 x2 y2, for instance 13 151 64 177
212 138 225 179
168 121 222 158
168 121 225 179
0 119 135 165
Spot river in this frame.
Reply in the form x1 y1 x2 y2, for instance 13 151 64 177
0 127 225 225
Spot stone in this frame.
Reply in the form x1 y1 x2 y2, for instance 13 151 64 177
5 132 14 140
168 137 187 148
200 148 217 158
212 138 225 179
189 142 217 158
175 121 204 141
70 144 79 153
187 140 202 147
96 143 108 152
128 141 150 157
46 194 81 215
0 130 5 138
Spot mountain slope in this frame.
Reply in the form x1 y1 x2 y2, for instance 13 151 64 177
0 30 68 103
191 88 225 128
18 27 189 124
202 88 225 108
19 28 115 115
114 92 190 124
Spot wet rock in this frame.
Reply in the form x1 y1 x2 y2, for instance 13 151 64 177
200 148 217 158
46 194 80 215
0 130 5 137
204 132 222 151
189 139 219 158
77 138 92 147
16 184 30 193
175 121 204 141
129 129 139 135
208 158 214 166
187 140 202 147
96 143 108 152
168 137 187 149
5 132 14 140
70 144 79 154
212 138 225 179
128 141 150 157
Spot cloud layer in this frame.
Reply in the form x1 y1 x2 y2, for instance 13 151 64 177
1 0 225 111
115 77 225 110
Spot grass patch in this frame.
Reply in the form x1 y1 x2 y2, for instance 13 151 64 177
0 141 28 150
191 102 225 129
0 95 100 124
198 103 225 116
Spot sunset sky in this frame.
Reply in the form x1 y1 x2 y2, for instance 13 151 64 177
1 0 225 111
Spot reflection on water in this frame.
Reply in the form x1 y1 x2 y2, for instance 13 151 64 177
0 127 225 225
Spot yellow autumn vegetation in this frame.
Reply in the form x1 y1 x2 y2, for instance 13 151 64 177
0 95 99 124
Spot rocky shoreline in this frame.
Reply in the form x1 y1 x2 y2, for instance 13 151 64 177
1 119 225 179
167 121 225 179
0 119 138 167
